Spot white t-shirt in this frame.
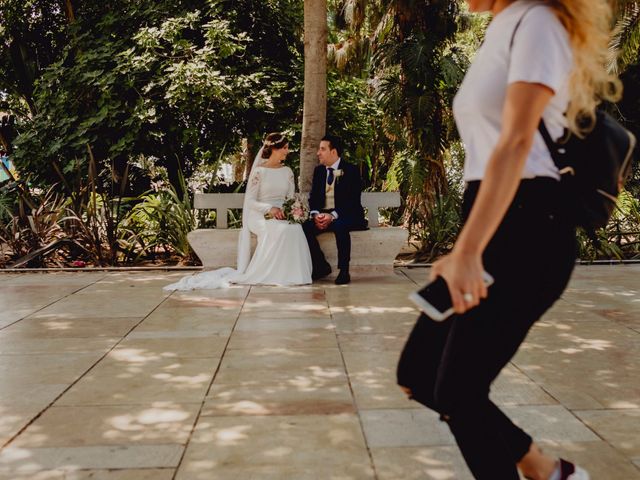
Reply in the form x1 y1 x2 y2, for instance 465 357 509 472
453 1 573 182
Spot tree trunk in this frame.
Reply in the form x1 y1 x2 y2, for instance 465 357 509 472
242 137 256 181
299 0 328 194
64 0 76 23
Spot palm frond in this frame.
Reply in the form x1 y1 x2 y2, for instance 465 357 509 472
610 2 640 73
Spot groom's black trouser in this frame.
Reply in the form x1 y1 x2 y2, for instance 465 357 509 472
397 178 577 479
303 217 359 271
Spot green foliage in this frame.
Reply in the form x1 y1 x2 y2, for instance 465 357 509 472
609 189 640 255
371 1 463 161
121 173 196 261
3 0 640 266
618 62 640 196
0 184 68 266
413 187 462 262
577 190 640 261
388 143 465 260
611 2 640 74
328 0 471 253
0 185 16 222
368 1 470 255
0 0 69 116
8 0 303 193
0 159 199 266
326 73 381 171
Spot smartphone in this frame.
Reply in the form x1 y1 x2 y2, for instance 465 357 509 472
408 272 494 322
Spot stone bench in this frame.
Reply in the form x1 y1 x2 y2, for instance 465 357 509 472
188 192 408 274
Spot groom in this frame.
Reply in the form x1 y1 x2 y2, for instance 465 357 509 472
303 135 367 285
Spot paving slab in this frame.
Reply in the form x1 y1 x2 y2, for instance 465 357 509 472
0 468 175 480
234 315 335 332
56 356 220 406
0 405 52 447
131 315 237 337
0 444 183 471
203 382 355 417
0 267 638 479
342 350 410 409
11 404 199 447
0 337 118 355
575 409 640 457
176 414 374 480
0 353 104 386
113 336 228 359
371 446 475 480
0 384 69 408
227 329 338 350
213 347 346 386
1 317 142 339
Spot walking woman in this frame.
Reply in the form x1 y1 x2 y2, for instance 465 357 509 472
397 0 621 479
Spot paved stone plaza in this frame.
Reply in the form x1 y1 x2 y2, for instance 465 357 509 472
0 266 638 479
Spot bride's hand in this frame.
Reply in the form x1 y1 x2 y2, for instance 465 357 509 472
430 251 488 314
269 207 285 220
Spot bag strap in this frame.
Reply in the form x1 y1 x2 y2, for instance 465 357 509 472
537 119 557 154
507 3 559 157
509 3 542 50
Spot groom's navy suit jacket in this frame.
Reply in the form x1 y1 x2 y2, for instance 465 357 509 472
309 160 367 229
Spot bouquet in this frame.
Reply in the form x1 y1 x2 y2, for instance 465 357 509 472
266 194 309 224
282 194 309 224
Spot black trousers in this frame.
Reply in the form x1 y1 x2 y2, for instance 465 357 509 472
303 216 365 271
397 178 577 480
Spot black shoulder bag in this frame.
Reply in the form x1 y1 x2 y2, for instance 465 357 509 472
538 112 635 234
511 7 637 236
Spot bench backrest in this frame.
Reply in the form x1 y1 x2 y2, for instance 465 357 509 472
194 192 401 228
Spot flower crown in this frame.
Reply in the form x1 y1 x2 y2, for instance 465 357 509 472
263 134 286 148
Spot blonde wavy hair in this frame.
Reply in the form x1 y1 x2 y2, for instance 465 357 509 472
543 0 622 135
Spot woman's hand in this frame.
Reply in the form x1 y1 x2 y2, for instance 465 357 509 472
269 207 285 220
430 251 488 315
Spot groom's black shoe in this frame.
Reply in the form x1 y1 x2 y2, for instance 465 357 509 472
312 263 332 281
335 269 350 285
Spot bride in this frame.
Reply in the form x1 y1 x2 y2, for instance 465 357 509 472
164 133 312 290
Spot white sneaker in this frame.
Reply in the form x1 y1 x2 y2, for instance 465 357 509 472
559 459 590 480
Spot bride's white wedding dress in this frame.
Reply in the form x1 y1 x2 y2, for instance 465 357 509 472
164 165 312 290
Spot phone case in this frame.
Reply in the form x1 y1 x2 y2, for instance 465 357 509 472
408 272 494 322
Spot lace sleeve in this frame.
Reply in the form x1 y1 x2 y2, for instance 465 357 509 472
287 168 295 198
245 168 272 215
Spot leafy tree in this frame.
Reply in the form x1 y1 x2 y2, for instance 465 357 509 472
330 0 468 241
612 1 640 196
611 1 640 74
372 1 462 198
7 0 303 193
0 0 69 118
326 71 381 180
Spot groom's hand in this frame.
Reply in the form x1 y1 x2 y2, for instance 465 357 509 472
314 213 332 230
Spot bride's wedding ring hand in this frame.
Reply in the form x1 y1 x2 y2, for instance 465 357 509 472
269 207 285 220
